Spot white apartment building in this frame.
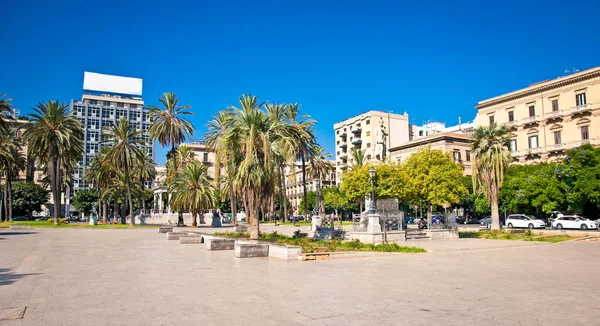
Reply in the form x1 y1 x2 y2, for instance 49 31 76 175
70 72 155 192
284 160 336 214
333 111 410 183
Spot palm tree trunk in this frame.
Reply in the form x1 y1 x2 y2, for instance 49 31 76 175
125 162 135 226
191 209 198 227
7 174 13 221
491 189 501 230
248 192 260 240
50 155 60 225
229 183 237 224
301 151 307 218
172 144 184 226
280 165 288 223
120 194 126 224
113 199 118 224
3 178 8 222
103 201 108 223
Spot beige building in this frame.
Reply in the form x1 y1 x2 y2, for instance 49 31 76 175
389 132 473 175
475 66 600 163
181 140 217 178
333 111 409 183
284 161 336 215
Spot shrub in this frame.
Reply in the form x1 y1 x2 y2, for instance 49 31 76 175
47 218 66 224
524 229 533 237
372 243 426 253
345 239 363 250
504 230 512 239
327 239 341 252
292 229 308 239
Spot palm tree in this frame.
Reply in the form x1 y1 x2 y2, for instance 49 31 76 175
23 101 83 224
170 161 216 227
148 92 195 225
350 147 367 169
133 153 157 213
471 123 512 230
0 128 25 221
307 146 334 215
284 103 316 219
102 118 145 225
0 94 15 132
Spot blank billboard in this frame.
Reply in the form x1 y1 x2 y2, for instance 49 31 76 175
83 72 143 96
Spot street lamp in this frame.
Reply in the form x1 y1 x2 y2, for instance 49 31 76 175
314 178 321 217
368 167 377 214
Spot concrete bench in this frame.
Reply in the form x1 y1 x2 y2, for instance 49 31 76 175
158 226 174 233
206 238 236 250
268 244 302 260
235 243 269 258
179 237 203 244
9 225 32 230
167 232 201 240
233 224 248 233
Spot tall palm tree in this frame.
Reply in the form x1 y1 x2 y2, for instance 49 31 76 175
0 94 15 132
350 147 367 169
471 123 512 230
102 118 145 225
23 101 83 224
170 161 216 227
148 92 195 225
0 128 25 221
133 153 157 213
308 146 334 215
284 103 316 219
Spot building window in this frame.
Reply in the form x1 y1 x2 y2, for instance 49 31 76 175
552 99 559 112
453 150 461 162
576 93 587 106
336 141 340 145
553 131 561 145
367 143 371 148
510 139 517 152
581 125 589 140
489 115 495 124
366 131 370 136
529 106 535 117
203 153 208 162
528 135 538 149
419 131 423 136
466 150 471 162
337 151 340 155
336 130 339 135
508 111 514 122
366 120 370 125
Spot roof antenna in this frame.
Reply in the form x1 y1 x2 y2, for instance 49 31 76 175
458 116 462 132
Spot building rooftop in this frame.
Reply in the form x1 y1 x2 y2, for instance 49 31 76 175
333 110 408 127
389 132 471 152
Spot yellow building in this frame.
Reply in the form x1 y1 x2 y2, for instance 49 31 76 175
284 161 336 215
389 132 473 175
475 67 600 163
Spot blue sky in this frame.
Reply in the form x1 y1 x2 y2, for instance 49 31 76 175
2 0 599 165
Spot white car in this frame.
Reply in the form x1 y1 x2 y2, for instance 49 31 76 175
505 214 546 229
552 216 598 230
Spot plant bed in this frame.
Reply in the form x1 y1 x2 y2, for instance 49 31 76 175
459 230 573 243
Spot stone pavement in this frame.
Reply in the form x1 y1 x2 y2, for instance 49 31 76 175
1 228 599 325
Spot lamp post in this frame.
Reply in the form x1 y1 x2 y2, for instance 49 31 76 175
314 177 321 217
368 167 376 214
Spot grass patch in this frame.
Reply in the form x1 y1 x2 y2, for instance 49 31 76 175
214 230 426 253
459 230 572 243
0 221 158 229
260 221 354 226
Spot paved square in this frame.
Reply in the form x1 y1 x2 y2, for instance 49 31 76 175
1 228 599 325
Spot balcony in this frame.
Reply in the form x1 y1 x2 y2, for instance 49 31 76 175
526 147 541 155
339 132 347 138
340 143 347 148
340 163 348 170
351 127 362 134
571 103 592 115
521 116 539 125
547 143 565 152
352 139 362 145
339 154 348 161
511 150 519 157
545 110 562 120
505 120 518 128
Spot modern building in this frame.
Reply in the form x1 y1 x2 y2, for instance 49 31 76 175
284 160 336 215
475 66 600 163
389 132 473 175
410 118 475 141
70 72 154 192
333 111 410 183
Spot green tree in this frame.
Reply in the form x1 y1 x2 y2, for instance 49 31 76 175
23 101 84 224
298 191 317 214
340 165 371 213
402 147 467 218
170 161 216 227
471 123 512 230
148 92 195 226
0 128 25 221
557 144 600 217
102 118 145 225
350 147 367 169
0 94 15 132
322 186 348 224
11 182 49 217
72 189 99 216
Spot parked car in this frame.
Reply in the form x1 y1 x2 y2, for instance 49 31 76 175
552 216 598 230
505 214 546 229
480 217 491 226
12 216 28 221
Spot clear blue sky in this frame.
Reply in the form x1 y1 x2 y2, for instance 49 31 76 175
2 0 599 165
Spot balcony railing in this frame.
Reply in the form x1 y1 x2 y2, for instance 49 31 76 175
505 120 518 128
526 147 541 155
340 154 348 160
352 139 362 145
340 143 347 148
522 116 539 125
511 150 519 157
571 103 591 114
351 128 362 134
547 143 565 151
339 132 347 138
545 110 562 120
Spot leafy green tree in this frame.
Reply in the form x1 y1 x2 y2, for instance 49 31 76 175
24 101 84 224
298 191 317 214
322 186 348 223
340 165 371 213
402 147 467 218
557 144 600 217
471 123 512 230
374 162 405 200
72 189 99 216
11 182 49 217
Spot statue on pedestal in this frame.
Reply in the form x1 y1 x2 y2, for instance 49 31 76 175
374 118 387 161
89 203 98 225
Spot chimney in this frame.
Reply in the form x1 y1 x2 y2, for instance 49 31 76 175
458 116 462 132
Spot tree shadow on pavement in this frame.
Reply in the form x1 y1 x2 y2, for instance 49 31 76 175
0 268 40 286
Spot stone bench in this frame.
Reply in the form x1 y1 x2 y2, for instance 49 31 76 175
268 244 302 260
233 224 248 233
206 238 236 250
179 237 203 244
167 232 201 240
158 226 174 233
235 243 269 258
9 225 31 230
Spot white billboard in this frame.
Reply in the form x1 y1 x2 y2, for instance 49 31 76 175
83 72 143 96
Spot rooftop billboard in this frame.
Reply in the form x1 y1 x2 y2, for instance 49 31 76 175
83 72 143 96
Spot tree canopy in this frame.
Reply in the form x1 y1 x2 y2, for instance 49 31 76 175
11 182 49 217
72 189 99 216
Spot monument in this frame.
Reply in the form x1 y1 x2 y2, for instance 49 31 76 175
374 118 387 161
89 203 98 226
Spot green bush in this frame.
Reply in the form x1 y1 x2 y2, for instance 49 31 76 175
292 229 308 239
372 243 426 253
46 218 66 224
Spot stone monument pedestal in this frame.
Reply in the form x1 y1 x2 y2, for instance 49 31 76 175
366 213 381 233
